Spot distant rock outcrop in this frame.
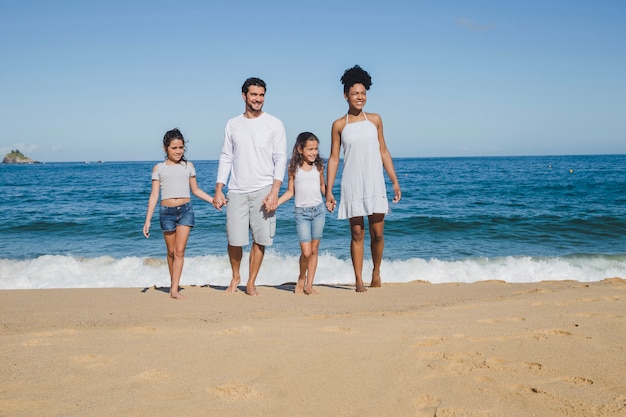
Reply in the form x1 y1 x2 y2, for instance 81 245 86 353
2 149 39 164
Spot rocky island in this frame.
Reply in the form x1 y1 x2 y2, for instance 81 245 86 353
2 149 40 164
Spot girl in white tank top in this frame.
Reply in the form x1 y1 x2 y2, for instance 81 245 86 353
278 132 327 295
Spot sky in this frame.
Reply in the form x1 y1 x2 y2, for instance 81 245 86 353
1 0 625 162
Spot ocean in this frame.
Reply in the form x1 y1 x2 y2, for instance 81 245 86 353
1 155 625 289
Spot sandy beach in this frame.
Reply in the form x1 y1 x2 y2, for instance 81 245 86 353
1 279 625 417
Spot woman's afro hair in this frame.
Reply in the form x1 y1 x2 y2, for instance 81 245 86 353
340 65 372 93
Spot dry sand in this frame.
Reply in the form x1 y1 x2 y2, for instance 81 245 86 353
1 279 625 417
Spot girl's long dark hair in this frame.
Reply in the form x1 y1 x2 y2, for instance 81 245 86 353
287 132 324 177
163 128 188 164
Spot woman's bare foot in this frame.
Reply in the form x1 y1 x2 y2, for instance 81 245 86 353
246 286 261 296
225 276 241 294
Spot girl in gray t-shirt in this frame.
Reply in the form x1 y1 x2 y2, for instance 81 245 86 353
143 128 214 299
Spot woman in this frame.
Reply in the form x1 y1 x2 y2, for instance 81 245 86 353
326 65 401 293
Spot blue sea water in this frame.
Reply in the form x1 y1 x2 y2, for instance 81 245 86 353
1 155 625 289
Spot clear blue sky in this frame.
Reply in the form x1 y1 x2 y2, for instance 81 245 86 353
1 0 625 162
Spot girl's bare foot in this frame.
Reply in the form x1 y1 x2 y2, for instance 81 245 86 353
370 271 382 288
304 287 319 295
294 276 306 294
355 277 367 293
170 292 187 300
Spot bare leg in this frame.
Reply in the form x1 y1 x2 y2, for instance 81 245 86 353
226 244 242 294
349 217 366 292
246 242 265 296
295 241 312 294
163 232 175 285
163 226 191 299
368 213 385 288
305 239 320 295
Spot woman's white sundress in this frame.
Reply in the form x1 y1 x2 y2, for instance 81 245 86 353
337 113 389 219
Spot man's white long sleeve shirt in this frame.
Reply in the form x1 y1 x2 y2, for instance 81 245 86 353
216 112 287 194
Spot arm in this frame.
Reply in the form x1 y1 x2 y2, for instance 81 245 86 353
214 125 233 210
188 162 214 204
325 118 342 212
277 174 295 207
319 169 326 197
264 120 288 212
214 182 226 211
262 179 283 212
143 165 160 238
373 114 401 203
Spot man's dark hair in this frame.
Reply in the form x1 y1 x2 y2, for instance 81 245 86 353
340 65 372 94
242 77 267 94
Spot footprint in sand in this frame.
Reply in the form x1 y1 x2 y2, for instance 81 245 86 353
71 353 113 369
425 351 484 376
208 382 263 401
477 317 526 324
411 336 444 348
22 329 78 346
132 368 171 383
414 394 441 417
533 329 573 340
125 326 157 334
564 376 594 385
319 326 355 334
216 326 254 335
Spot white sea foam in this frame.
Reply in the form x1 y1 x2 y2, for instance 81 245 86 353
1 252 624 290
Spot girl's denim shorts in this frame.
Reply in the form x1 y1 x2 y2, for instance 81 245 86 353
294 202 325 243
159 202 195 232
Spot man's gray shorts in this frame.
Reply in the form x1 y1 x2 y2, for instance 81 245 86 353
226 186 276 247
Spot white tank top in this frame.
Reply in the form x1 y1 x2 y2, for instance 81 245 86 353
294 165 323 208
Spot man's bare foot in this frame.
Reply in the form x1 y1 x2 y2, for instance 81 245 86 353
170 292 187 300
370 272 382 288
225 277 240 294
304 287 319 295
246 286 261 296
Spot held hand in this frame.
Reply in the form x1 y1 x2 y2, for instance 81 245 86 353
213 190 227 211
262 192 279 212
326 195 337 212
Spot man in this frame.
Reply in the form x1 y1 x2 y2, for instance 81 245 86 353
213 77 287 296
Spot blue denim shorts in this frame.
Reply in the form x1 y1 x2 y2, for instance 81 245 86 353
294 202 326 243
159 202 195 232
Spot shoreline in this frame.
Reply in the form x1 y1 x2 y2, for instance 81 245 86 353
3 253 625 290
1 279 625 416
